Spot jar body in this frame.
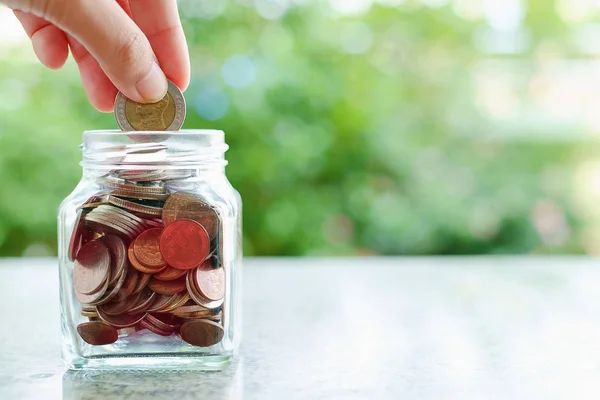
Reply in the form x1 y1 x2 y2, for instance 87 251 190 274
58 131 241 370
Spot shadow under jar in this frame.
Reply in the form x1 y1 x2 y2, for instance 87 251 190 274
58 130 242 371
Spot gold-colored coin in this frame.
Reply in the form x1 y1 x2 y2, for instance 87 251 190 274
114 80 186 131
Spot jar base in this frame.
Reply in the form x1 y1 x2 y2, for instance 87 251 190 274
64 353 233 371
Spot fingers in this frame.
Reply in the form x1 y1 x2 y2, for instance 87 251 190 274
128 0 190 91
31 0 168 103
67 35 118 112
13 10 68 70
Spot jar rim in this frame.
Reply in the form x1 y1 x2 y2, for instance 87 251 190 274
83 129 224 138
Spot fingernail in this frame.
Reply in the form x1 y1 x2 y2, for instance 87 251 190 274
136 61 168 102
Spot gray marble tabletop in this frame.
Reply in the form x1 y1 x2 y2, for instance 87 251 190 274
2 257 600 400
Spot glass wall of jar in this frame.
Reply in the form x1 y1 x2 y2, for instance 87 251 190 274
58 130 242 370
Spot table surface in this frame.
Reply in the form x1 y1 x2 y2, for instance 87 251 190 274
2 257 600 400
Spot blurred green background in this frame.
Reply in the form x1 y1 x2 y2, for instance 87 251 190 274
1 0 600 256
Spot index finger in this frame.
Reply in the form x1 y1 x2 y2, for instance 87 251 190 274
128 0 190 91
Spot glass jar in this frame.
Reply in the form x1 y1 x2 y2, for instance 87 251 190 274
58 130 242 370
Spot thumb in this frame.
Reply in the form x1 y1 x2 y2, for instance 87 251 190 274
25 0 168 103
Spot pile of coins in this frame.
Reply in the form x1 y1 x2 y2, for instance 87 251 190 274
70 83 226 347
71 174 225 347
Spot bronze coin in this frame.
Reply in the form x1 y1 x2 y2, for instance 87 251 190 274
159 220 210 270
73 241 111 295
162 192 219 240
153 266 187 281
97 235 127 287
97 308 146 328
77 321 118 345
116 80 185 131
195 264 225 301
134 228 166 268
180 319 224 347
132 272 152 294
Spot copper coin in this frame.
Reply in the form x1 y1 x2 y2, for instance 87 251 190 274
97 235 127 287
155 292 190 313
98 291 140 316
153 266 187 281
173 305 213 318
128 242 166 274
127 287 156 314
68 211 86 262
97 308 146 328
150 313 183 329
159 220 210 270
180 319 224 347
148 276 186 295
145 314 176 333
75 275 110 304
77 321 118 345
90 256 128 306
73 241 111 295
195 264 225 301
122 267 139 297
134 228 166 268
186 270 225 309
146 294 178 312
162 192 219 240
132 272 152 294
140 319 173 337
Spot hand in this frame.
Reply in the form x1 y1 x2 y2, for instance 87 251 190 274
3 0 190 112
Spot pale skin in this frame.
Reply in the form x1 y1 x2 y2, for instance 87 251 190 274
1 0 190 112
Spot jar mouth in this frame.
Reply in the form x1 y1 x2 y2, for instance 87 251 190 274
81 129 228 169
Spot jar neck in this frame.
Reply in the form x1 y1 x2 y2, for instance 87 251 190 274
80 130 229 174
